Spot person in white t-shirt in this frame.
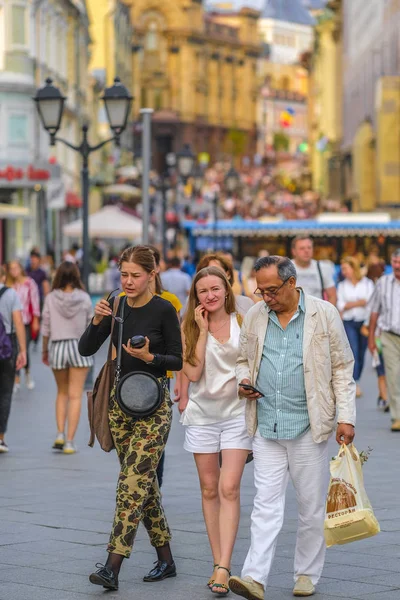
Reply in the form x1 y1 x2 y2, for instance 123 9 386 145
291 236 337 305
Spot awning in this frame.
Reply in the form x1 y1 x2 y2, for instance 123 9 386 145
184 218 400 238
0 204 29 219
103 184 141 199
62 205 153 239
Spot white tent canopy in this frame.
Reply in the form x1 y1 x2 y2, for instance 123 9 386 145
62 205 151 239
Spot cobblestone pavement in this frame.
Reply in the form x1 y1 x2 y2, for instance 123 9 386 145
0 346 399 600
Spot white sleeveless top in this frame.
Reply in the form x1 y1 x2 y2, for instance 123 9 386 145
181 313 244 426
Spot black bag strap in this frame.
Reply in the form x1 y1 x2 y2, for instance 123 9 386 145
316 261 325 299
106 295 121 362
0 286 9 301
115 295 126 384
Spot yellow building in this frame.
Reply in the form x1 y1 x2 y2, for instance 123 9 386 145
124 0 261 169
308 0 343 198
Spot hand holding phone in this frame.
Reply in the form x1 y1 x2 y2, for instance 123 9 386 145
130 335 146 349
239 380 263 399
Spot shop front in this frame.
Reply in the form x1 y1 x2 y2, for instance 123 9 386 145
0 161 61 263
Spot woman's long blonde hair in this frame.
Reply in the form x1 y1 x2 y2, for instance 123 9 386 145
341 256 362 282
183 267 236 366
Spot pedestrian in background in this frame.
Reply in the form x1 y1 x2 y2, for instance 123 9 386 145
365 259 388 410
230 256 355 600
337 257 374 398
6 260 40 392
148 246 182 488
41 262 93 454
26 249 50 351
368 248 400 431
26 250 50 307
161 256 191 306
291 236 337 305
182 266 252 596
0 265 26 453
79 246 182 591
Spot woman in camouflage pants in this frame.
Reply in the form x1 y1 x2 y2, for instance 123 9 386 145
79 246 183 591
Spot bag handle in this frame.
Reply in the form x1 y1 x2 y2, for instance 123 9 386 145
115 296 126 384
106 295 121 362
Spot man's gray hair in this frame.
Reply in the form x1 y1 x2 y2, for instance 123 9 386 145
254 255 297 282
392 248 400 258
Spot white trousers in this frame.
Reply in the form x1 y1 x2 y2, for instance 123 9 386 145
242 429 328 587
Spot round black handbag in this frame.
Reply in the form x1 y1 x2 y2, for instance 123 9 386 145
116 371 163 419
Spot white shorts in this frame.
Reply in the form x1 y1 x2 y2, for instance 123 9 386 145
184 412 252 454
50 339 94 370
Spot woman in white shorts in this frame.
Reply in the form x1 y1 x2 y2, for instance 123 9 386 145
41 262 93 454
181 266 252 596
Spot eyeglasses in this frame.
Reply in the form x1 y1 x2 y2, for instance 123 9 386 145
254 277 291 299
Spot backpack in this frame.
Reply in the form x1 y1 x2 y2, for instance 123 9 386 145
0 287 12 361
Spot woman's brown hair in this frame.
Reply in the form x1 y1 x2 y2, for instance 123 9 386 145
6 260 26 286
118 245 156 275
183 266 236 366
52 261 85 291
196 253 234 285
341 256 362 282
146 245 162 295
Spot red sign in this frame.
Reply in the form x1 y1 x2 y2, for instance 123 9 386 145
0 165 50 182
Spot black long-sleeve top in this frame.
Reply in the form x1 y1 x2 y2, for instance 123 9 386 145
79 296 182 378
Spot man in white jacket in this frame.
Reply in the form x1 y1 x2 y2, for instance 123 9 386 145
229 256 356 600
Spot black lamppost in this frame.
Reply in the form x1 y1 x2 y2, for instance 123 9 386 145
225 166 240 194
210 166 239 251
192 165 204 197
177 144 196 182
33 77 132 291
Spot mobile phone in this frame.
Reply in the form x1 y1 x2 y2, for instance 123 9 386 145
239 383 264 396
130 335 146 349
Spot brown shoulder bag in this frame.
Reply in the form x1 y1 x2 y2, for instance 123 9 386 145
87 296 121 452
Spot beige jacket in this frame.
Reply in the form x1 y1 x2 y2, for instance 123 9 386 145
236 293 356 443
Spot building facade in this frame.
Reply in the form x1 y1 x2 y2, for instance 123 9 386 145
124 0 261 169
341 0 400 213
257 0 314 158
307 0 343 199
0 0 91 263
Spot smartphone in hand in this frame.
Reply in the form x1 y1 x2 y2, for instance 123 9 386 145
239 383 264 397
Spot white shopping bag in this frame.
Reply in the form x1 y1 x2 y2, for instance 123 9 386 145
324 444 380 547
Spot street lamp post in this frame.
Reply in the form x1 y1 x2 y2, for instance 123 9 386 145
176 143 195 219
33 77 132 291
212 166 239 252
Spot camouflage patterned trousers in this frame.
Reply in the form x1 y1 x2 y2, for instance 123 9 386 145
107 385 172 558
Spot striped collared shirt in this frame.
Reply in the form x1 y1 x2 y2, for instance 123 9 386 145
369 274 400 335
256 290 310 440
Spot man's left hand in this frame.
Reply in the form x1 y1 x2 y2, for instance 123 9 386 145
336 423 355 445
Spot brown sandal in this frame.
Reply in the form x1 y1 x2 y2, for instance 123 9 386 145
207 564 219 589
211 566 231 596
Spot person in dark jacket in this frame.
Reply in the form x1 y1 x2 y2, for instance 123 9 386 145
79 245 182 592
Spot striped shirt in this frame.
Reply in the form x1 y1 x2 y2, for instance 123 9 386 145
256 290 310 440
369 274 400 335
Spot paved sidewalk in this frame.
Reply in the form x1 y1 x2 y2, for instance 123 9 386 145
0 347 399 600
